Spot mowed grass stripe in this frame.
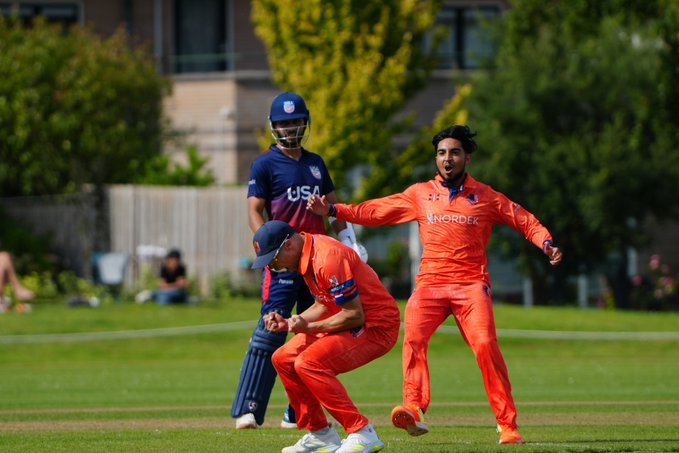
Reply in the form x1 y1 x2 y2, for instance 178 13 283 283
4 411 679 432
3 400 679 415
2 321 678 344
0 321 257 344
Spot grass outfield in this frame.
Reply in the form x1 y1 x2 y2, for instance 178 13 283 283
1 298 678 452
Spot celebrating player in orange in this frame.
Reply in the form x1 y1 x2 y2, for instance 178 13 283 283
307 125 563 445
252 220 400 453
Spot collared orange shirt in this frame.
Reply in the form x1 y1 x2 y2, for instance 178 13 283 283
299 233 401 330
335 174 553 287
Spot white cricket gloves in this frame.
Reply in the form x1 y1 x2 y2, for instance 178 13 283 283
337 223 369 263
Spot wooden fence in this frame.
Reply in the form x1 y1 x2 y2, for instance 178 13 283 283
1 186 254 292
108 185 253 290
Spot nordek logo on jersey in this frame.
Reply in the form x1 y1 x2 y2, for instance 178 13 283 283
287 185 321 201
427 213 480 225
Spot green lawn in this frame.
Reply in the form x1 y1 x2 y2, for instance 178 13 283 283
1 299 678 452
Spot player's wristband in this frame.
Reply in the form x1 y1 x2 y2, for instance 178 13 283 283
328 203 337 217
542 240 554 252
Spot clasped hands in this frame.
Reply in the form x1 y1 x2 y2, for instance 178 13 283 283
263 312 308 333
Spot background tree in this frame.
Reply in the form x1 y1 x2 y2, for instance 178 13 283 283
0 17 215 264
138 146 215 186
252 0 442 196
463 0 679 305
360 84 472 199
0 17 173 196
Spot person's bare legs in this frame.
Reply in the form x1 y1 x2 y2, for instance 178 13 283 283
0 252 35 301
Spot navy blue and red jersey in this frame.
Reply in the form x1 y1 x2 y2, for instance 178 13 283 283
248 145 335 234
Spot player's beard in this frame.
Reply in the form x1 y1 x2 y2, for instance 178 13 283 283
276 125 305 150
279 136 301 149
439 161 466 186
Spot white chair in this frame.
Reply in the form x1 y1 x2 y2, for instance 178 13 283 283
92 252 130 298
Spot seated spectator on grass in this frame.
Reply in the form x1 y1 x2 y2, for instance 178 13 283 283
136 249 188 305
0 251 35 312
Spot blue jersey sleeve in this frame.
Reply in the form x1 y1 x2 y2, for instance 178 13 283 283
247 157 270 199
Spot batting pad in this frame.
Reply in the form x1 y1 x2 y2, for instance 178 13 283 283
231 318 287 425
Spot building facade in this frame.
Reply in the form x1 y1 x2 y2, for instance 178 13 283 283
1 0 507 184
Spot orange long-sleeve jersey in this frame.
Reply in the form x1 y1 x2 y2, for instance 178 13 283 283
335 174 553 287
298 233 401 331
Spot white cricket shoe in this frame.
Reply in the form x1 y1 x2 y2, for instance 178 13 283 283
282 426 342 453
235 413 258 429
336 424 384 453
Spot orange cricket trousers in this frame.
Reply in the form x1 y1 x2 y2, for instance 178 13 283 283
403 283 518 429
272 324 398 434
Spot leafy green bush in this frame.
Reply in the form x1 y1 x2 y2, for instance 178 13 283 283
0 17 170 196
0 209 56 274
139 145 215 186
209 271 261 300
629 254 679 311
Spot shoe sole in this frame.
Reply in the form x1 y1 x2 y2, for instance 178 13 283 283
497 425 524 444
371 441 385 451
336 441 384 452
280 421 297 429
235 423 257 429
499 436 525 445
282 444 340 453
235 418 258 429
391 407 429 437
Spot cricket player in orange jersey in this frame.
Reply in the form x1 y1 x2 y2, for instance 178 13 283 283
251 220 400 453
307 125 563 445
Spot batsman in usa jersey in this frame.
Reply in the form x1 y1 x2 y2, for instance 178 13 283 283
248 144 334 235
232 92 350 430
308 125 563 445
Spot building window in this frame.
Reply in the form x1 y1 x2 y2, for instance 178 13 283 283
174 0 230 73
0 3 80 26
426 4 502 70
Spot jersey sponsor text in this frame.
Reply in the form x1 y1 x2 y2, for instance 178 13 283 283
426 213 480 225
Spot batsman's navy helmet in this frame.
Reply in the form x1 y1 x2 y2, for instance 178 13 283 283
269 92 310 123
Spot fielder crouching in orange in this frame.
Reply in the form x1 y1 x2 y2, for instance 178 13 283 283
307 125 563 445
253 220 400 453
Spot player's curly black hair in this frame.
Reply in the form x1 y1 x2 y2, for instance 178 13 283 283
432 125 478 153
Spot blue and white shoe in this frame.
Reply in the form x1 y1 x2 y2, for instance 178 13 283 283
281 406 298 429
